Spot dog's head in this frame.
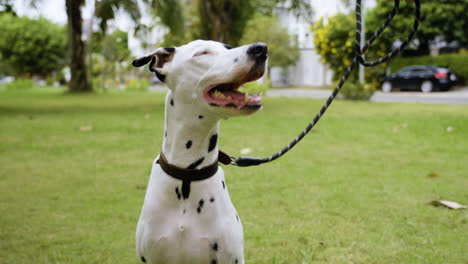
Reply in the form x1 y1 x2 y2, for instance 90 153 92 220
132 40 268 117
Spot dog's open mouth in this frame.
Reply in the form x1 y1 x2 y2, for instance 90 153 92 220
204 82 262 110
204 79 262 110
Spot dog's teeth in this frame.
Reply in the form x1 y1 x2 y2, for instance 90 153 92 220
212 90 225 98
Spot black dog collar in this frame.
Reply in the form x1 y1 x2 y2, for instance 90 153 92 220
157 151 232 199
159 152 219 181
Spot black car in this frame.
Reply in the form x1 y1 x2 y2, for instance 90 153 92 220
381 65 457 93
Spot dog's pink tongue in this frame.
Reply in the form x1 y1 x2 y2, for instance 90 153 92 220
222 90 247 109
221 91 262 109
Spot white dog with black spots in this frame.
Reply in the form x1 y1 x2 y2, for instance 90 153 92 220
132 40 268 264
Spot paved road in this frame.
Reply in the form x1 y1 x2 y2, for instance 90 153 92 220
266 86 468 105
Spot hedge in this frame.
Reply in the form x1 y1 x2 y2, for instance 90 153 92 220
389 53 468 84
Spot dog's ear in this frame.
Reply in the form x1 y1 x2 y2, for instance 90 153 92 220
132 47 175 82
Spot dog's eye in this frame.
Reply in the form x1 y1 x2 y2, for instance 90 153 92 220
194 51 210 57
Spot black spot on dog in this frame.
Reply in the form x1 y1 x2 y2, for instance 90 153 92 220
212 242 218 251
234 58 239 62
198 115 204 119
170 99 174 106
236 214 239 222
208 134 218 152
211 260 217 264
186 140 192 149
175 187 181 200
181 180 191 199
164 47 175 52
210 197 215 203
165 131 167 138
183 209 186 214
141 256 146 263
197 199 205 213
222 180 225 189
187 157 205 170
235 258 238 264
155 159 160 164
224 44 232 50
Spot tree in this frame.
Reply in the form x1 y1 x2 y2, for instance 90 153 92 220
94 30 130 63
94 0 140 33
66 0 141 92
0 0 16 16
366 0 468 54
144 0 312 47
240 15 300 69
92 30 131 90
311 14 356 80
65 0 91 92
0 14 66 76
197 0 254 46
27 0 141 92
310 13 387 86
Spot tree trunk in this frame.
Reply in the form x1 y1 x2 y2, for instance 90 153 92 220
65 0 92 92
198 0 250 46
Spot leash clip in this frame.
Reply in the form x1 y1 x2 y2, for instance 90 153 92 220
229 156 238 166
218 150 236 165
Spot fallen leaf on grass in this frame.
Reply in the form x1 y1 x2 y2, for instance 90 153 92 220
135 184 146 190
392 123 408 133
430 200 466 209
79 125 93 132
240 148 252 155
427 172 440 178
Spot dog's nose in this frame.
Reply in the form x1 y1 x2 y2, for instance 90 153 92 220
247 42 268 60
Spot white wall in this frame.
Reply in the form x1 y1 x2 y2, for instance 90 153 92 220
271 0 375 87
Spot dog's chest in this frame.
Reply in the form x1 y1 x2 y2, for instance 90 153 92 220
136 160 244 264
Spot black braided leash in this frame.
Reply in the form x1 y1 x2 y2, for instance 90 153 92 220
227 0 421 167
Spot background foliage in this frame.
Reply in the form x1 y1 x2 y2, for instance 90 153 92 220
0 14 67 76
335 81 374 100
311 14 355 81
146 0 311 48
366 0 468 54
311 0 468 89
241 15 300 69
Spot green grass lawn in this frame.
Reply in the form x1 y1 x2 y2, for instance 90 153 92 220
1 88 467 264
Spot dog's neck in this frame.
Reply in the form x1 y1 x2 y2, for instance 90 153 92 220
162 91 220 169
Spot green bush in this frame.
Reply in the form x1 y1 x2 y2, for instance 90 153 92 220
125 79 150 92
0 78 35 90
45 76 55 86
390 54 468 84
334 81 374 101
92 78 103 91
0 14 67 76
240 15 300 69
365 63 387 89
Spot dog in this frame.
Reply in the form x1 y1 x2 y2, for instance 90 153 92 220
132 40 268 264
